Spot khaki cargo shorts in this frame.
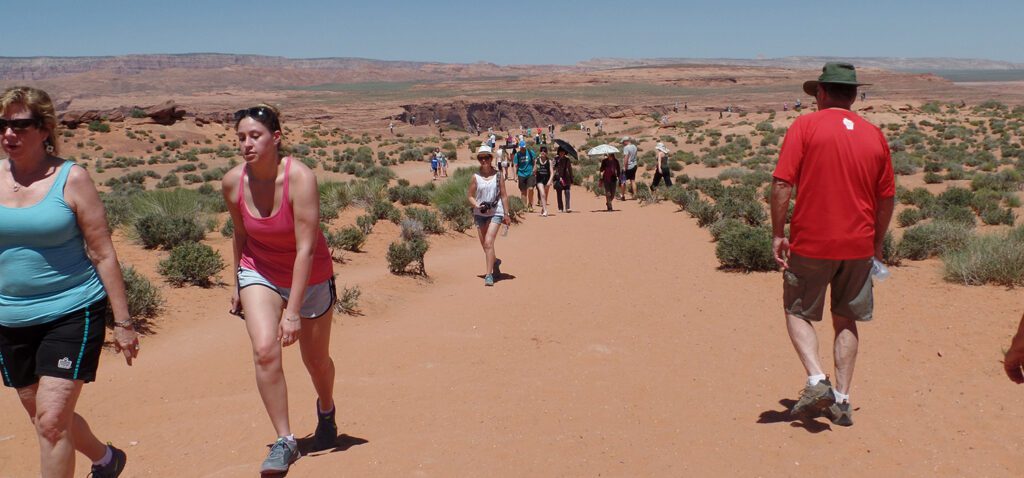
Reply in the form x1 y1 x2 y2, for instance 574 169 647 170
782 253 874 322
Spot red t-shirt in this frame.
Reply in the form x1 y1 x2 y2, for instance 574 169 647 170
773 109 895 260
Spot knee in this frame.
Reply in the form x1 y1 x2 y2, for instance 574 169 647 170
34 410 70 445
483 239 495 251
252 342 282 368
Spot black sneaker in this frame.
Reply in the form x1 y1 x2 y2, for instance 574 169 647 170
493 259 502 277
88 444 126 478
312 402 338 451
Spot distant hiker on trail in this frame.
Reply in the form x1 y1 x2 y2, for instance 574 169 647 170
467 145 511 287
496 144 510 180
534 146 553 216
514 141 537 211
0 86 140 478
1005 313 1024 383
389 121 395 134
222 104 340 473
553 146 575 213
619 136 638 200
684 101 688 111
770 62 894 427
651 142 673 189
430 149 440 180
435 149 448 177
599 152 621 211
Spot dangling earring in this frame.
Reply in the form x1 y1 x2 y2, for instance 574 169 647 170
45 139 54 154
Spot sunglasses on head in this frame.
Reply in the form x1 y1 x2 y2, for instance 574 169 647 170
0 117 42 132
233 106 279 125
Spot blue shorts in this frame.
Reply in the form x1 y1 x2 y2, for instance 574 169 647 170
474 214 503 228
236 268 336 319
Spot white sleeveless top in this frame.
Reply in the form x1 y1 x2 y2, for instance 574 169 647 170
473 172 504 217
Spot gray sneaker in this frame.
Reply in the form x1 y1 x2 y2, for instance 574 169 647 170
87 444 126 478
791 378 835 417
825 401 854 426
260 438 299 473
484 274 494 286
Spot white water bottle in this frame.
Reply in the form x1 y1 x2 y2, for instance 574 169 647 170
502 224 510 237
871 257 890 281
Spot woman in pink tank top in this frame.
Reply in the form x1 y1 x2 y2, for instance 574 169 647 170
221 104 338 473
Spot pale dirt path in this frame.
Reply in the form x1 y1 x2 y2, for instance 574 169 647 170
2 187 1024 477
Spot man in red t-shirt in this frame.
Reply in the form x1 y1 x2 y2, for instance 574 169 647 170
770 62 895 426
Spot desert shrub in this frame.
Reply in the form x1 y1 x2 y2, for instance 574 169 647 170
971 170 1023 192
356 214 376 235
107 264 163 328
943 231 1024 286
709 218 747 242
635 183 657 205
431 168 475 230
328 225 366 252
938 187 974 208
897 208 923 227
156 173 180 189
715 224 776 271
897 187 934 207
661 185 697 210
714 187 766 226
980 206 1015 226
335 285 362 316
387 238 428 275
88 120 110 133
932 206 976 227
370 199 402 224
158 242 225 287
400 218 426 242
923 171 944 184
404 207 444 234
507 196 527 223
319 182 351 221
347 178 389 207
388 183 433 206
135 213 205 249
686 198 720 227
882 231 900 266
898 221 973 260
220 217 234 237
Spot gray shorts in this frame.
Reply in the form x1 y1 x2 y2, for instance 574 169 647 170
474 214 503 228
782 254 873 322
237 268 336 319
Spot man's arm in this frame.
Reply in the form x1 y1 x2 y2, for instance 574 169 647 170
873 196 895 260
770 178 793 269
1005 313 1024 383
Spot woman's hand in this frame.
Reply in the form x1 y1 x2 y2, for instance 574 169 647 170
230 288 243 317
502 215 511 226
278 311 301 347
112 323 140 366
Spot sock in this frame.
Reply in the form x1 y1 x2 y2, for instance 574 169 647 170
807 374 827 386
93 445 113 466
282 434 296 444
833 390 850 404
318 399 335 417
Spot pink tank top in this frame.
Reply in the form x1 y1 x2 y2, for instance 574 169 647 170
238 157 333 288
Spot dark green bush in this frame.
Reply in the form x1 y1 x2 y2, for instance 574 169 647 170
980 206 1015 226
158 242 225 287
404 207 445 234
386 238 428 275
106 264 163 330
709 218 747 242
220 217 234 237
356 214 376 235
388 183 433 206
661 185 697 210
923 171 944 184
897 208 923 227
715 225 776 271
686 198 720 227
898 221 973 260
135 213 206 249
932 206 976 227
327 225 366 252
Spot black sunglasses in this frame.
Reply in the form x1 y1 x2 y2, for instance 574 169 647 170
233 107 280 129
0 118 42 132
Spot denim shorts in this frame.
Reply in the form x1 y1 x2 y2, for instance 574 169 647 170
474 214 503 228
237 268 337 319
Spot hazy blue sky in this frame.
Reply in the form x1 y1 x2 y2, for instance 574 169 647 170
4 0 1021 64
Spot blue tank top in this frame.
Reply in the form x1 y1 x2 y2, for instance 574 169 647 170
0 161 106 327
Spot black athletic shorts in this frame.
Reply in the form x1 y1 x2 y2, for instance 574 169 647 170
624 167 638 181
0 298 108 388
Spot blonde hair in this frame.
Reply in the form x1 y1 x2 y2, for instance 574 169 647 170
0 86 60 155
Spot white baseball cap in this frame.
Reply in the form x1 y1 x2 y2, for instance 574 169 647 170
476 144 493 154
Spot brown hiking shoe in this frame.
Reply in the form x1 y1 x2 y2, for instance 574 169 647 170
791 378 835 417
825 401 854 426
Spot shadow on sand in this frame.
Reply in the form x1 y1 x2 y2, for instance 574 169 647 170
756 399 832 433
259 433 369 477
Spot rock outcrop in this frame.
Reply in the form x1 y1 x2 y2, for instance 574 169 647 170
398 100 668 131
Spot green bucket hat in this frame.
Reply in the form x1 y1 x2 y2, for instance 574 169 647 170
802 62 870 96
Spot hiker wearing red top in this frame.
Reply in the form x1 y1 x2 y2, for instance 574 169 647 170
222 104 339 473
770 63 895 427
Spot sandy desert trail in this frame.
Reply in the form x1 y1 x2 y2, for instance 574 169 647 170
1 183 1023 477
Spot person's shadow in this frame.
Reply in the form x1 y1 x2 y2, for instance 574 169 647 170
260 433 369 477
756 399 832 433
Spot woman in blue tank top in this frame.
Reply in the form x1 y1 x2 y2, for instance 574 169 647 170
0 87 138 477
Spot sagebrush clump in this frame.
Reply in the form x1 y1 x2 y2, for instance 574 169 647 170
158 242 225 287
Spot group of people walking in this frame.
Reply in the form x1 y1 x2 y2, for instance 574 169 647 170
3 62 1023 477
0 88 338 476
